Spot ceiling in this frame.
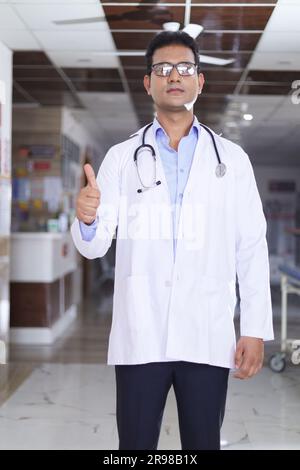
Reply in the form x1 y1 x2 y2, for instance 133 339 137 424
0 0 299 160
221 95 300 166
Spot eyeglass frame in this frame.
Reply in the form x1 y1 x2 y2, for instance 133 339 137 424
151 61 199 77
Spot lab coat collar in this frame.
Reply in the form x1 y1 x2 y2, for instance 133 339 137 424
152 115 201 140
129 116 204 140
129 119 215 198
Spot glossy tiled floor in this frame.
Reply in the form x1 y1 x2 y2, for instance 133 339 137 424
0 291 299 450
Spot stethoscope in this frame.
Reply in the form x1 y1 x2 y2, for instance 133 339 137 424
134 122 227 193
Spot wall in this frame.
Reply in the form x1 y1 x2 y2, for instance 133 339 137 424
62 108 104 296
0 41 12 364
62 107 104 173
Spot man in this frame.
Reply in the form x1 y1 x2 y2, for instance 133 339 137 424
71 31 274 450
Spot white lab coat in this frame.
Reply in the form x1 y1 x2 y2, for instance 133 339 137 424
71 123 274 368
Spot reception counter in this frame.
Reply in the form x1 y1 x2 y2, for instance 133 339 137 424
10 232 82 344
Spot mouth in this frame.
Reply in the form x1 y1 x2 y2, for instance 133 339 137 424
166 88 184 94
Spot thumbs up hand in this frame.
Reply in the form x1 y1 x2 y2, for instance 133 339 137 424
76 164 100 225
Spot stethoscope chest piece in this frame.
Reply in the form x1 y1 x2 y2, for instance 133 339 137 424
215 162 226 178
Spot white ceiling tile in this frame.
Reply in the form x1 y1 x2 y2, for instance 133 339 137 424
257 32 300 53
243 107 276 123
0 29 41 49
223 96 300 167
0 5 27 29
13 3 106 31
46 50 119 68
276 0 300 4
249 1 300 70
79 92 137 120
263 4 300 32
249 52 300 70
78 92 139 149
251 98 283 114
272 102 300 121
8 1 98 4
34 29 116 51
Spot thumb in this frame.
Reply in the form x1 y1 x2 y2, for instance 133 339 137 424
84 163 98 189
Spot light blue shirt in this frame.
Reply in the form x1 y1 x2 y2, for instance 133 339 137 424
152 116 200 255
79 116 200 256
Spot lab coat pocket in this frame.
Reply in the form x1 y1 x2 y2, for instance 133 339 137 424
201 276 235 316
203 276 236 361
199 275 223 295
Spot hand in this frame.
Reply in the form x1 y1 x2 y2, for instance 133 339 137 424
233 336 264 380
76 164 100 225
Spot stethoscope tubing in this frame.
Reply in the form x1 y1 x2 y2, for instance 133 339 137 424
134 121 226 192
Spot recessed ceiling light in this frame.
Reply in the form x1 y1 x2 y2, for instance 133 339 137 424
243 113 253 121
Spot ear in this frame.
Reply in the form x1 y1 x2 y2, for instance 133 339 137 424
198 72 205 93
143 75 151 96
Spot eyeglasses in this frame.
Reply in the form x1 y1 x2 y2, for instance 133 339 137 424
151 62 197 77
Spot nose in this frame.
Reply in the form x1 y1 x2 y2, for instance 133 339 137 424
168 65 181 82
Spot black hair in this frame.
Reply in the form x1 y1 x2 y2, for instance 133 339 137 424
145 31 201 76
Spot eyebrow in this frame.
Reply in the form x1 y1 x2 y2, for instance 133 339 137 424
153 60 195 64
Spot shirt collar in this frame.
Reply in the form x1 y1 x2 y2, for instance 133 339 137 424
152 115 201 139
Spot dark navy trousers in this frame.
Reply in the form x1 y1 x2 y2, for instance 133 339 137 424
115 361 229 450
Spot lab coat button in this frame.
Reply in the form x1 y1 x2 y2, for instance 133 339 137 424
165 280 171 287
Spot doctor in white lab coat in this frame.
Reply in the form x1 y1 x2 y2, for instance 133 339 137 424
71 31 273 450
